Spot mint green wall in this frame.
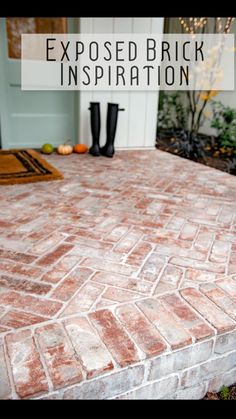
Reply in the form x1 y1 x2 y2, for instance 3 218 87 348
0 18 78 149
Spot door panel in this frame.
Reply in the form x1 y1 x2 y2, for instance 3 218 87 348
0 17 76 149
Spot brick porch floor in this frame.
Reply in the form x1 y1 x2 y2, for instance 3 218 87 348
1 149 236 399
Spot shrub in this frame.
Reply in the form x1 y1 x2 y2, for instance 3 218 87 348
211 101 236 149
219 385 230 400
157 92 188 132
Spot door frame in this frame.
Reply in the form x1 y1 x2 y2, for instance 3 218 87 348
0 18 10 149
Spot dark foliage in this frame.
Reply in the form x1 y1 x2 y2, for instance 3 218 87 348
170 130 207 160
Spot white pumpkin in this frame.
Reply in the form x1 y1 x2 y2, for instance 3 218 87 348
57 142 73 155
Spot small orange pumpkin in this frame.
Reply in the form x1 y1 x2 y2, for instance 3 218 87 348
74 144 88 154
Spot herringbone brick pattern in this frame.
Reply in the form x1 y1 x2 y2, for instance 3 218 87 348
1 149 236 398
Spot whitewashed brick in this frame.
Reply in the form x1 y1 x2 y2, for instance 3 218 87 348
180 366 201 388
175 384 206 400
64 317 114 378
200 353 236 381
207 367 236 392
62 365 144 399
147 340 213 381
181 352 236 388
115 375 179 399
214 330 236 355
0 345 11 399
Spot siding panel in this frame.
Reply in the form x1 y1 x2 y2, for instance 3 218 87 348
79 17 164 149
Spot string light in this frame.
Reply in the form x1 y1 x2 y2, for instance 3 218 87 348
217 17 222 33
178 17 207 33
224 17 235 33
178 17 235 34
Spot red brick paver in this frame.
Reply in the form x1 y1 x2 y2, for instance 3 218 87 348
137 298 192 349
181 287 235 333
116 304 167 357
89 309 140 367
1 149 236 399
35 323 84 389
6 330 48 398
64 316 114 378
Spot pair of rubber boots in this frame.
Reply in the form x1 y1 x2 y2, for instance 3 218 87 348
89 102 124 158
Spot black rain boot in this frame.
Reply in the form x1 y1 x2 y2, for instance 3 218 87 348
89 102 101 156
100 103 124 158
